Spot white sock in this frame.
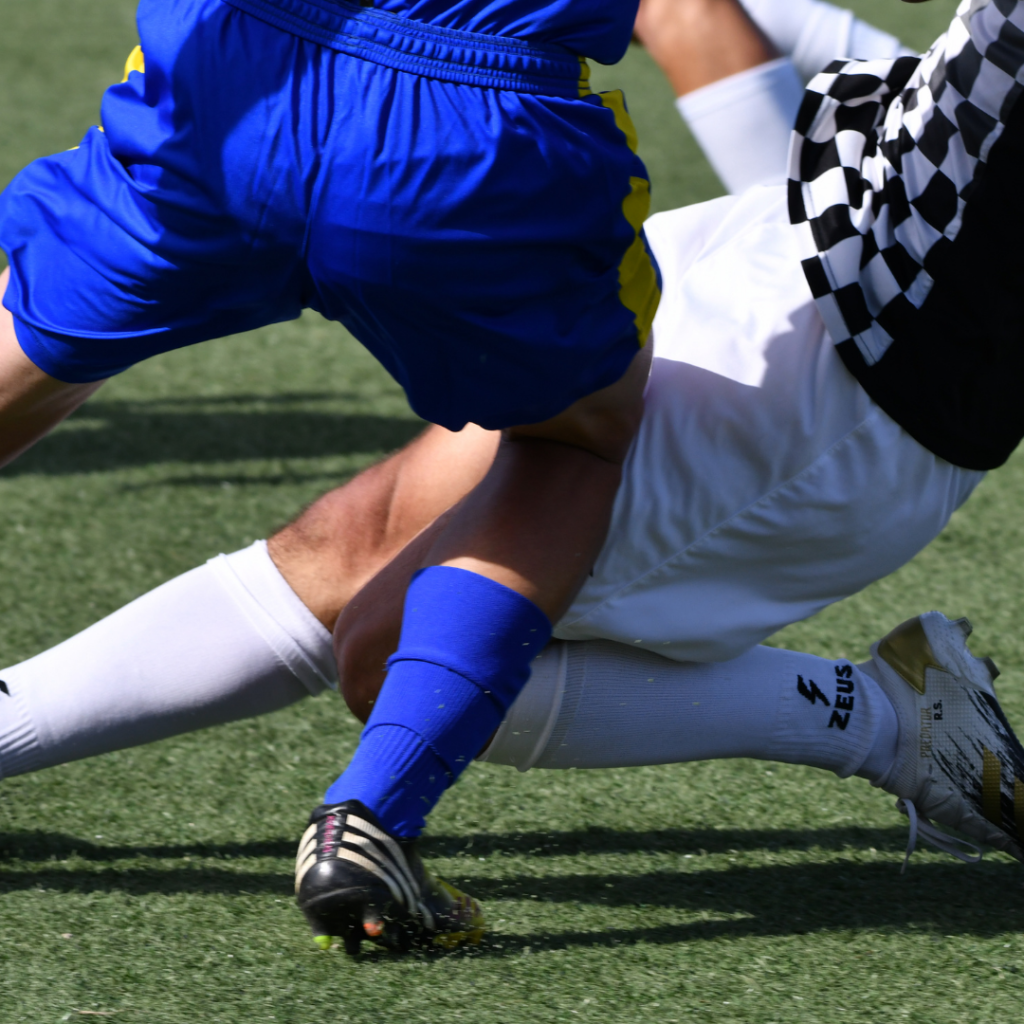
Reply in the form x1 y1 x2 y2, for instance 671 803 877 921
678 4 914 192
740 0 912 80
483 640 899 782
0 541 336 779
847 18 915 63
675 57 805 193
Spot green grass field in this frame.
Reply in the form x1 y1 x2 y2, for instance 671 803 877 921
3 1 1024 1021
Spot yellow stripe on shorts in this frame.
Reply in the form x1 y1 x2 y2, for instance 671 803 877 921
122 45 145 82
577 58 592 98
90 45 143 137
598 90 660 346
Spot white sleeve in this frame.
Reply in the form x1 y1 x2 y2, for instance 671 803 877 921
675 57 804 193
740 0 913 81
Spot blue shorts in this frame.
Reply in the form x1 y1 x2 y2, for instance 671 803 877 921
0 0 660 430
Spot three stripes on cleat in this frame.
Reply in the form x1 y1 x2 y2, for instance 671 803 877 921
295 808 434 929
294 800 485 954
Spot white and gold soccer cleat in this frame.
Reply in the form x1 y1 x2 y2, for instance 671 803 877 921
870 612 1024 870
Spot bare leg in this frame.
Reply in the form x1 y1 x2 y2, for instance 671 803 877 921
268 424 499 629
276 346 651 644
634 0 777 98
635 0 796 193
334 519 440 721
426 345 652 620
333 345 650 720
0 268 106 466
0 424 501 780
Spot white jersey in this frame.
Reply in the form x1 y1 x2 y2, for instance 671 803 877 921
555 185 982 662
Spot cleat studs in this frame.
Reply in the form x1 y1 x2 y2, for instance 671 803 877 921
362 903 385 939
295 801 487 958
983 656 1001 681
952 616 973 639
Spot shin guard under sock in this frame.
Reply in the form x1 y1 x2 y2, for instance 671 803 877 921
324 567 551 836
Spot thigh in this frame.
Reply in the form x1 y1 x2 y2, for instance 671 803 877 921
561 401 982 662
0 268 103 469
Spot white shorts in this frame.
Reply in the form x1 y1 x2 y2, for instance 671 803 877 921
555 186 984 662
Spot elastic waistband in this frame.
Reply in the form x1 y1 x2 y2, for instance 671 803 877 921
222 0 592 96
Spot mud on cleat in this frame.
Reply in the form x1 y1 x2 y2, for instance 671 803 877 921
294 799 485 955
870 612 1024 870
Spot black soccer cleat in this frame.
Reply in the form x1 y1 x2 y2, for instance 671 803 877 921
294 800 485 955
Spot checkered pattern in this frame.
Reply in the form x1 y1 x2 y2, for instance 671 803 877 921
789 0 1024 365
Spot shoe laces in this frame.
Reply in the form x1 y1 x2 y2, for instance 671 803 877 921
896 798 983 873
319 807 346 858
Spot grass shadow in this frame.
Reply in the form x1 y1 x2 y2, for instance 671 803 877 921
0 396 423 476
3 827 1022 947
0 832 295 862
420 825 914 859
0 825 910 865
443 857 1024 955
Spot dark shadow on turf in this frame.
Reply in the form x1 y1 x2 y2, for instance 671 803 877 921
0 865 289 896
0 825 912 863
419 826 914 859
0 398 423 476
4 858 1022 943
440 858 1024 955
0 832 295 862
3 828 1022 943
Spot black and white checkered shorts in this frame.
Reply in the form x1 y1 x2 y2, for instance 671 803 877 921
789 0 1024 469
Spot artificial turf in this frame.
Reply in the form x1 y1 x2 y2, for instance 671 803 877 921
3 1 1024 1021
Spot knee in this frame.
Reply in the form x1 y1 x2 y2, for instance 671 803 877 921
333 594 400 724
270 485 351 558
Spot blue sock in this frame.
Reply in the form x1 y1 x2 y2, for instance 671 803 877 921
324 567 551 836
